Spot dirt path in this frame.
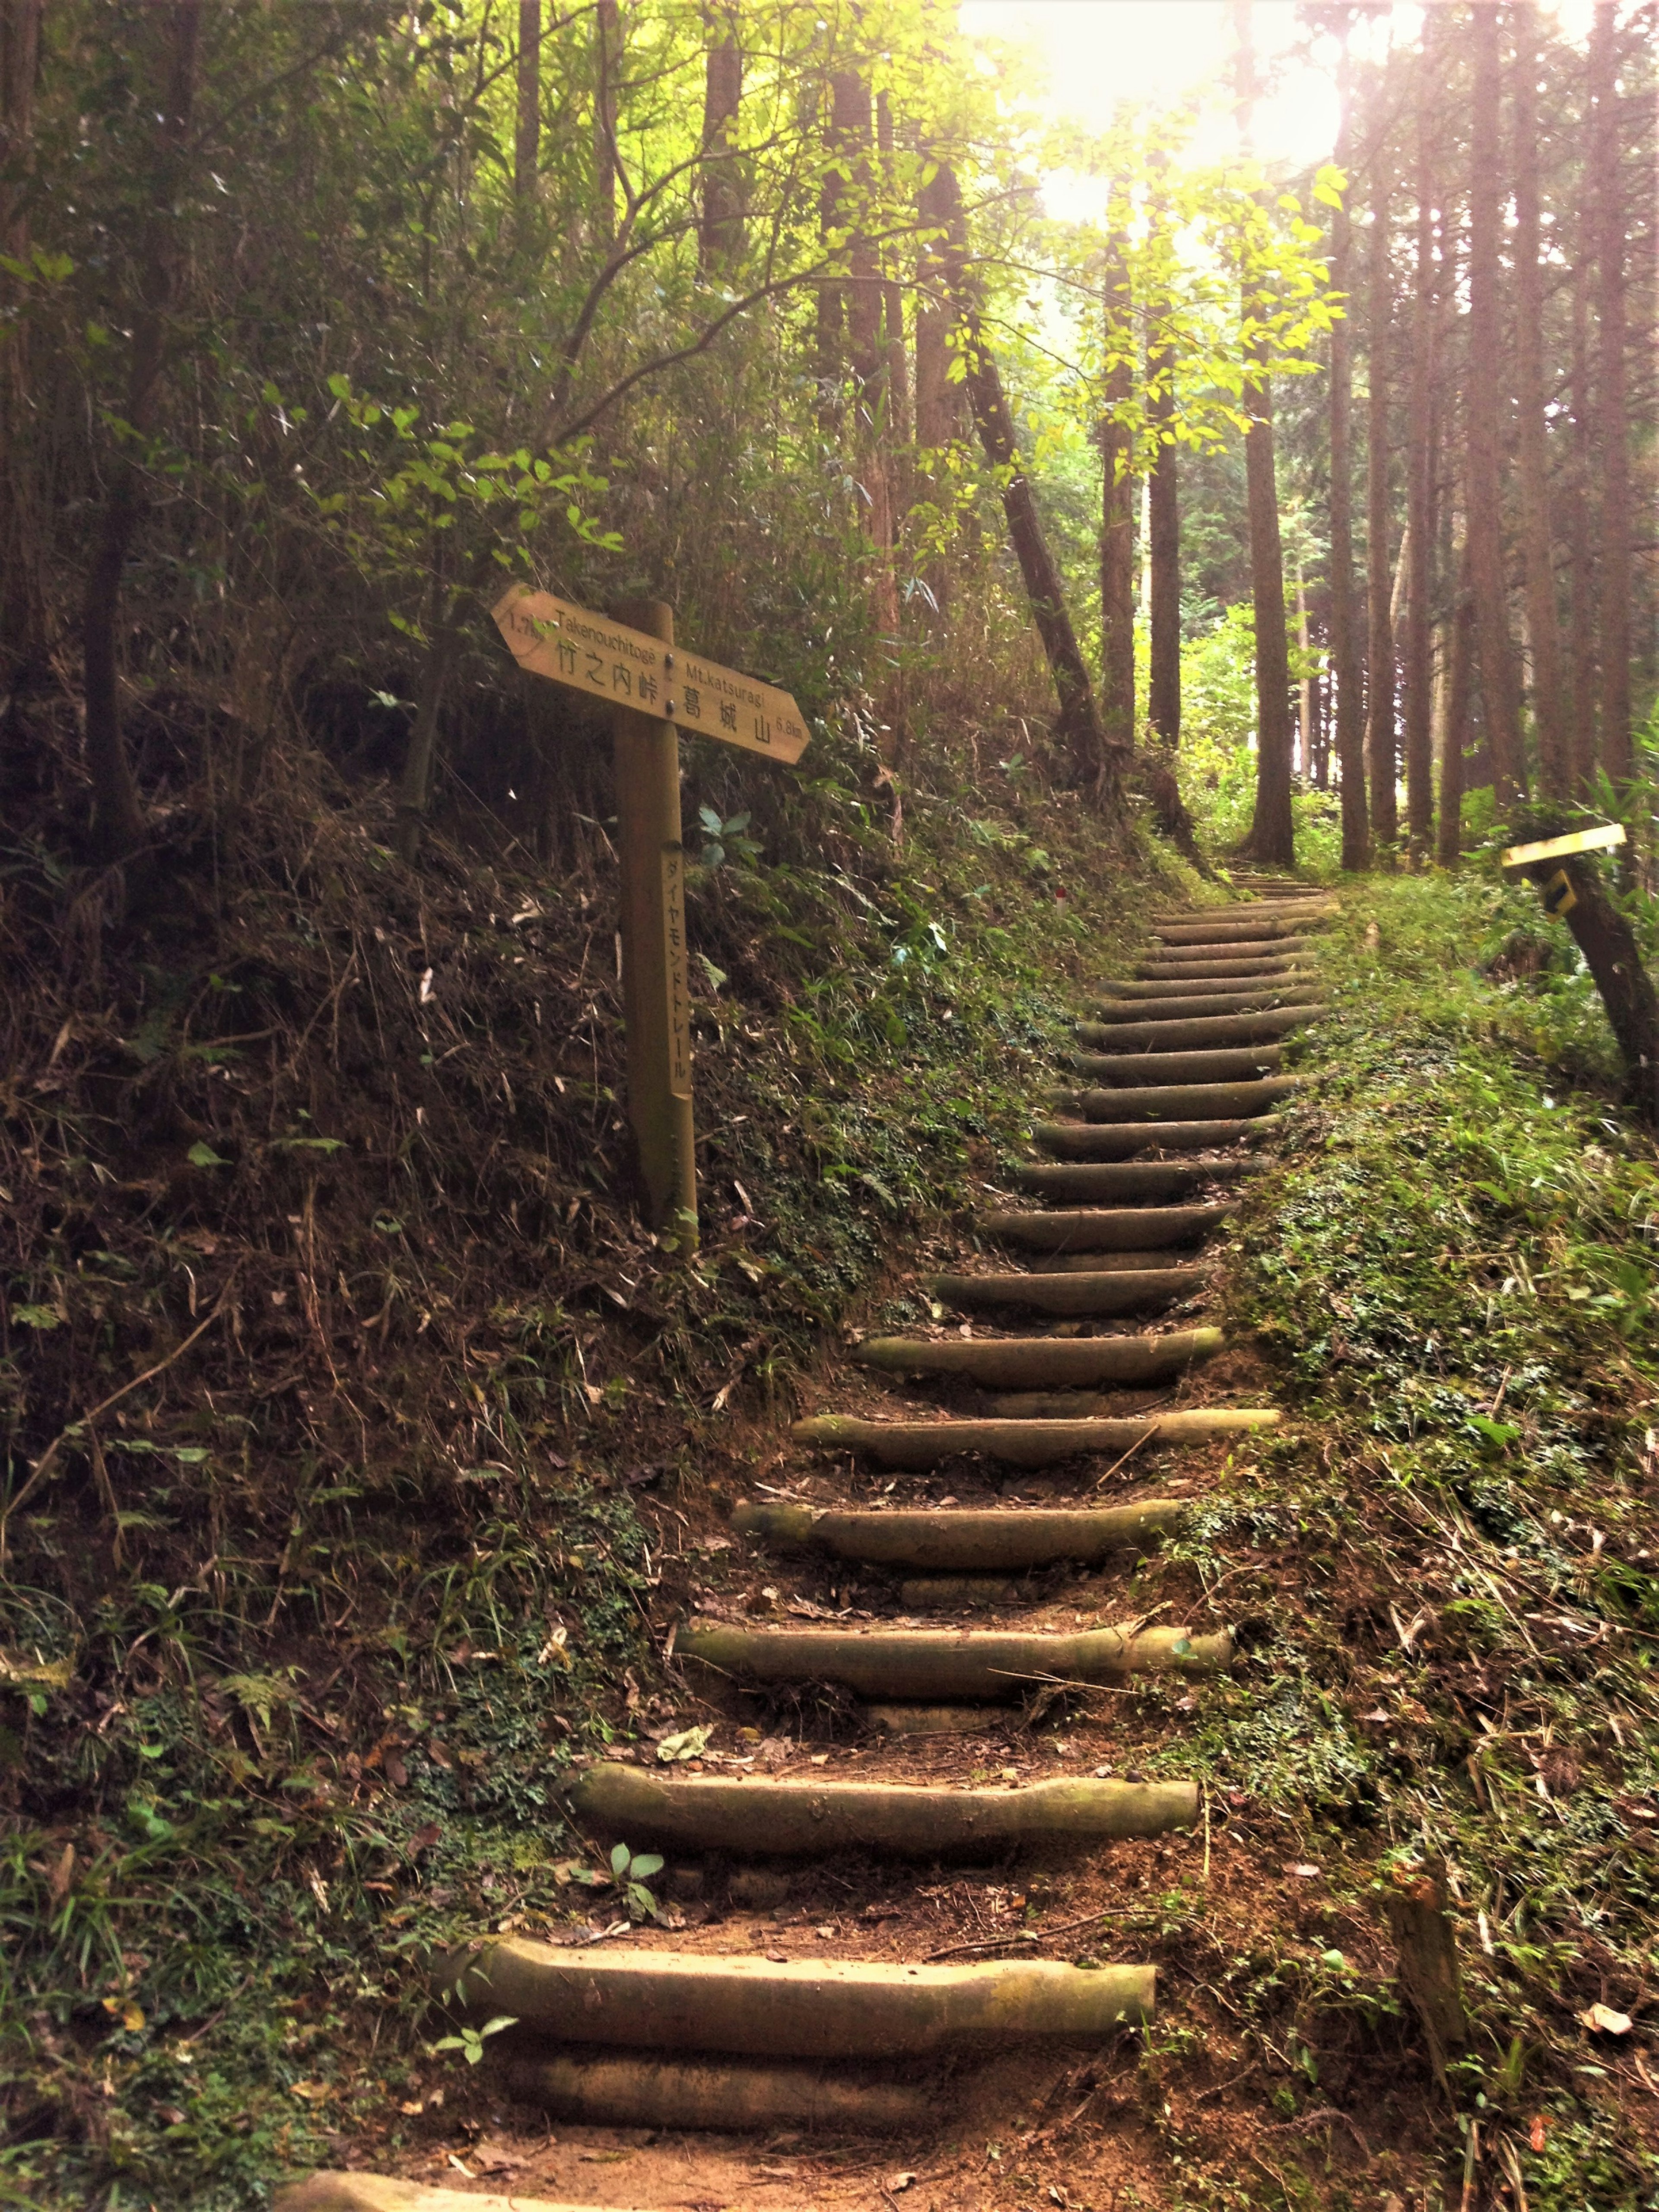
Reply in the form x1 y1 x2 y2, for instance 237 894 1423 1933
286 882 1336 2212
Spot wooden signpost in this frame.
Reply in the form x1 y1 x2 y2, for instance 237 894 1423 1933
492 585 810 1253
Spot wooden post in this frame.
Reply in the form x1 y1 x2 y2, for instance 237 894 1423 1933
610 598 698 1250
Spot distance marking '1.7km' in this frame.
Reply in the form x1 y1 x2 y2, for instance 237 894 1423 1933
493 586 810 765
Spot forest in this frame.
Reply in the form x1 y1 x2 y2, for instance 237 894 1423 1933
1 2 1657 2209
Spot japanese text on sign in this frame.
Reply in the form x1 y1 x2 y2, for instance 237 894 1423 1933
492 586 810 765
661 842 693 1100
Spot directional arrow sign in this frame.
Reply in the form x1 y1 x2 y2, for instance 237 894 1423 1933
492 585 810 764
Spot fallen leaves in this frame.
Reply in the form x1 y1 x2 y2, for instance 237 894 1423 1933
1578 2001 1633 2036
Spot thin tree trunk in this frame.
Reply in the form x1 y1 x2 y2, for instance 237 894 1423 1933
1235 1 1294 865
934 164 1118 806
1512 3 1567 798
81 0 203 867
1566 232 1599 792
1436 532 1475 868
1590 1 1631 787
815 70 861 437
1363 165 1398 848
593 0 620 248
0 0 44 681
1466 3 1525 810
876 94 911 464
1295 560 1313 782
1100 242 1136 754
1403 42 1437 861
698 6 743 272
515 0 540 210
1328 29 1369 870
840 73 898 664
1146 325 1180 748
912 156 958 629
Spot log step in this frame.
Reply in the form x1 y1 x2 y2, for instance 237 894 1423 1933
790 1408 1279 1468
1022 1246 1199 1271
1014 1160 1249 1203
679 1618 1230 1701
1103 974 1318 1002
439 1941 1155 2056
1149 900 1332 926
504 2051 929 2135
1144 937 1314 964
1032 1118 1264 1159
1156 915 1332 946
928 1265 1203 1315
1136 954 1316 982
276 2182 645 2212
1075 1005 1325 1050
1091 987 1322 1021
732 1496 1189 1568
1049 1077 1298 1122
1071 1046 1283 1084
568 1763 1198 1856
976 1201 1231 1250
853 1325 1221 1388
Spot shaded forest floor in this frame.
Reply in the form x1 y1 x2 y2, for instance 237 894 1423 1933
5 752 1659 2210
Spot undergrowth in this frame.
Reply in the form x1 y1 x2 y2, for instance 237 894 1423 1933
1176 870 1659 2209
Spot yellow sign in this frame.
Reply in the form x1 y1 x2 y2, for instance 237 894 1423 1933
492 586 810 765
1500 822 1625 871
1542 868 1577 919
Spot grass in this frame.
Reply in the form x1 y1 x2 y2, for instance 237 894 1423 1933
1154 866 1659 2209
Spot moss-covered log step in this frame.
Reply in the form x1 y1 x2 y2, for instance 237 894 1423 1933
1075 1006 1325 1051
503 2050 930 2134
1136 954 1316 983
1048 1077 1298 1122
1031 1117 1264 1159
1156 914 1332 946
790 1408 1278 1467
928 1264 1202 1315
1103 974 1318 1004
275 2181 645 2212
568 1762 1198 1856
978 1201 1230 1250
1013 1160 1249 1204
1150 900 1331 927
1071 1046 1283 1086
731 1495 1188 1567
1090 986 1322 1022
439 1940 1156 2055
1144 935 1314 964
679 1618 1230 1701
853 1325 1221 1389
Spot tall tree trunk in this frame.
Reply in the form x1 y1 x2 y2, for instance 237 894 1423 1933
1566 231 1599 793
934 164 1118 806
1235 1 1294 865
1146 321 1181 748
81 0 203 868
815 70 861 438
1295 559 1313 782
0 0 44 682
1099 242 1136 755
1465 3 1525 810
912 156 959 630
515 0 540 210
698 6 743 272
1328 30 1369 870
840 73 898 663
1403 40 1437 862
593 0 620 248
1589 1 1631 788
1436 531 1475 868
1363 162 1398 848
1511 3 1568 798
876 93 911 466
